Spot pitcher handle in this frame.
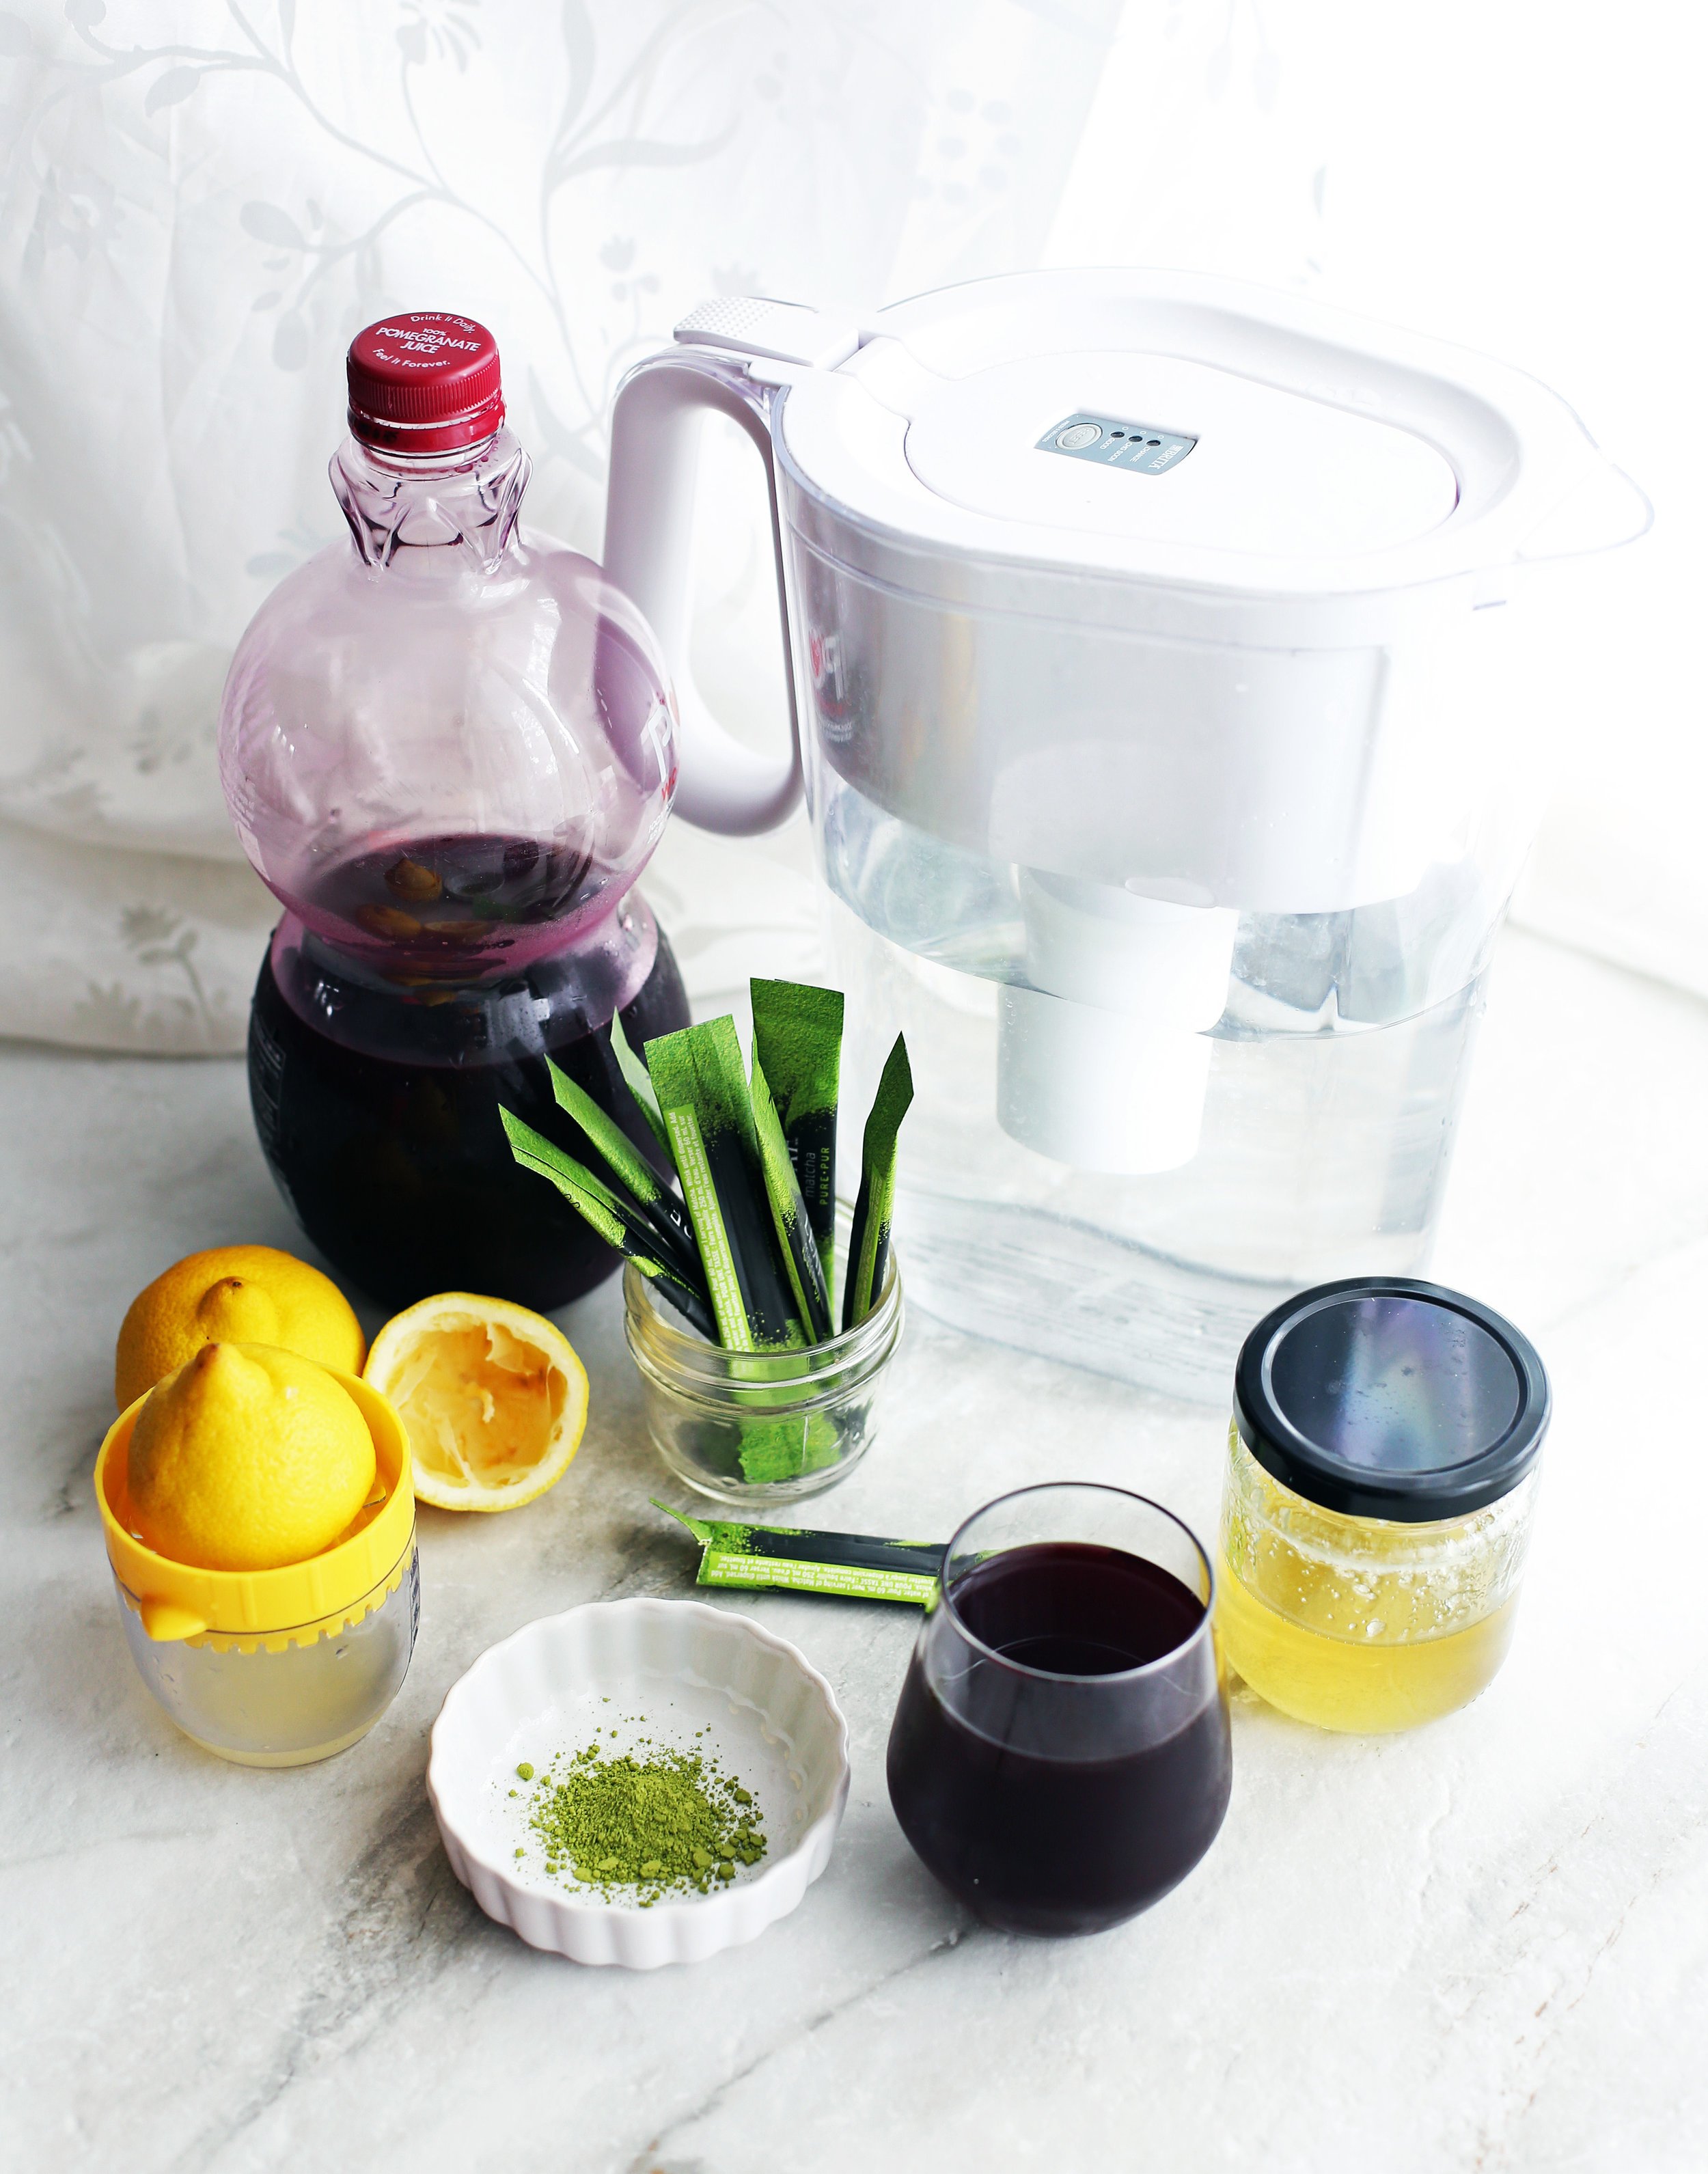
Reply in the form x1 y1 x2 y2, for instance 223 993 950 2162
604 346 801 836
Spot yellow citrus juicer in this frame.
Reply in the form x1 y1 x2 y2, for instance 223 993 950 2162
96 1371 419 1766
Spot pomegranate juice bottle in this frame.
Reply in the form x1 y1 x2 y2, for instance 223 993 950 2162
219 312 690 1309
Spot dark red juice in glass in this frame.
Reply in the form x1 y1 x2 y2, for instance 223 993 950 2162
887 1517 1230 1936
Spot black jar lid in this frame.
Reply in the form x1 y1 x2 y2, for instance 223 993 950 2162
1233 1277 1549 1522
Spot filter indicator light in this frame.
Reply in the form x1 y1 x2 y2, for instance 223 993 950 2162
1038 414 1197 475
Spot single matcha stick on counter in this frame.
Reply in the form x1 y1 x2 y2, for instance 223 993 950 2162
749 978 844 1286
842 1032 913 1332
652 1500 946 1605
645 1017 806 1353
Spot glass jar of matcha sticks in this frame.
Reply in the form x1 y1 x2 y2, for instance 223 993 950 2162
625 1205 903 1503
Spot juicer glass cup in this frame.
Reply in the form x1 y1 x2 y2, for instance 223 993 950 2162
623 1207 903 1504
885 1483 1231 1938
1217 1276 1548 1734
96 1372 419 1767
111 1545 419 1767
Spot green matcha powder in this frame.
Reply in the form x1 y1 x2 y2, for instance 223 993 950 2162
515 1737 767 1905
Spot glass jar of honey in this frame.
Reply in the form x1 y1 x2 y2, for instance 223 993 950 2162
1217 1278 1549 1734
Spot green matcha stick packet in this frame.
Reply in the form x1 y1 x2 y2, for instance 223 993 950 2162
842 1032 913 1332
749 978 844 1282
501 1104 703 1291
654 1501 944 1605
499 1110 715 1338
644 1017 805 1353
751 1056 834 1345
545 1055 698 1264
609 1009 670 1157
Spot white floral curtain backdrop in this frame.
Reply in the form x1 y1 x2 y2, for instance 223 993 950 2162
1 0 1699 1051
0 0 1118 1049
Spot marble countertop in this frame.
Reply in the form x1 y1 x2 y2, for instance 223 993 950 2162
3 896 1705 2173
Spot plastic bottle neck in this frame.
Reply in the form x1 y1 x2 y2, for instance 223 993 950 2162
331 426 532 576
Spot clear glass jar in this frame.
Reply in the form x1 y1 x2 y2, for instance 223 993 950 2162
624 1209 903 1504
1216 1277 1547 1733
1218 1430 1537 1734
112 1543 419 1767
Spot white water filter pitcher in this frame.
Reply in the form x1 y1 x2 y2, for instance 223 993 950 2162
604 271 1646 1398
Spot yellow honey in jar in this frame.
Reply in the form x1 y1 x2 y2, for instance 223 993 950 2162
1217 1440 1531 1734
1220 1279 1548 1735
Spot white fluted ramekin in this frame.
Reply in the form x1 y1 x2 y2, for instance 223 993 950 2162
427 1597 850 1968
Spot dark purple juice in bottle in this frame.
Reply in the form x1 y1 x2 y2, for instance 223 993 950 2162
247 835 689 1311
303 831 611 982
886 1542 1230 1936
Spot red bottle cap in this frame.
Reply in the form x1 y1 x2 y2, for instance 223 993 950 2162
346 311 504 454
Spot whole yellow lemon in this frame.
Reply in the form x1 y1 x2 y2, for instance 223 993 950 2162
115 1245 365 1411
127 1343 376 1571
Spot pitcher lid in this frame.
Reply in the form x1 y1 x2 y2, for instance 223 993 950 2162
678 270 1644 620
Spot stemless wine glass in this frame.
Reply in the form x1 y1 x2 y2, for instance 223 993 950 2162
886 1483 1230 1936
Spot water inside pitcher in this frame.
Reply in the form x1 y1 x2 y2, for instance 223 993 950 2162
820 797 1502 1401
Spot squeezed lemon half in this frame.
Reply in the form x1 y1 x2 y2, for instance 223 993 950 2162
363 1293 588 1512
